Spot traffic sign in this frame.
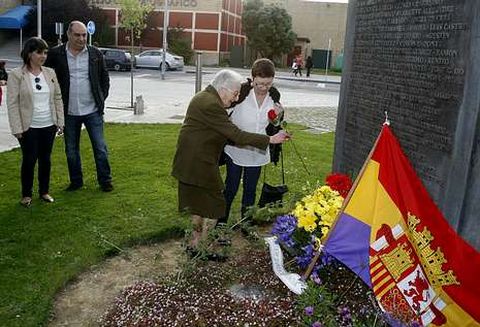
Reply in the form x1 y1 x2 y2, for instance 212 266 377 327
87 21 96 35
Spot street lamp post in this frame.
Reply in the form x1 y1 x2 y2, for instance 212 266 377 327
37 0 42 38
130 28 134 108
161 0 169 80
325 38 331 81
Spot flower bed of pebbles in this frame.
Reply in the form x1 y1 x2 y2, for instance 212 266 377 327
100 245 302 326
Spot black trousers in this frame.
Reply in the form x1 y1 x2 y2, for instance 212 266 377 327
18 125 57 197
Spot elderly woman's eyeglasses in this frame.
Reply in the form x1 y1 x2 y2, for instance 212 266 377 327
34 77 42 91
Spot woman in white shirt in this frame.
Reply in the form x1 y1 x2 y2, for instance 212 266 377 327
7 37 64 207
221 58 283 222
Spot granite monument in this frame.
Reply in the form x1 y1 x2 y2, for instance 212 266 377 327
334 0 480 249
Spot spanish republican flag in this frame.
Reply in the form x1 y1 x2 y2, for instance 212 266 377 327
324 125 480 326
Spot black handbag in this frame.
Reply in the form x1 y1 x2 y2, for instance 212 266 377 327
258 149 288 207
218 150 228 166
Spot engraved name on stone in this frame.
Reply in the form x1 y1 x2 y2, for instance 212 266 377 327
342 0 466 186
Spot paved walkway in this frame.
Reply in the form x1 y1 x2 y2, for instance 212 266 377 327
101 70 340 138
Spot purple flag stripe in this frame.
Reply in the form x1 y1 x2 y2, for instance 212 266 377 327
324 212 372 287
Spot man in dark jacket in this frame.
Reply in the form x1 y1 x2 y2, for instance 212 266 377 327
45 21 113 192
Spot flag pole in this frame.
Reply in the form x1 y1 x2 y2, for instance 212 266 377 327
302 122 388 280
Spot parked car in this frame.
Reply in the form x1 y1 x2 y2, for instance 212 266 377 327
135 49 184 71
99 48 132 71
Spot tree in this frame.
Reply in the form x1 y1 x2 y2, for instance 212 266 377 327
118 0 153 44
24 0 112 46
168 25 194 64
242 0 296 61
118 0 153 108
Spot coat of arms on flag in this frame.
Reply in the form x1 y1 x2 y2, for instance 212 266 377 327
321 124 480 326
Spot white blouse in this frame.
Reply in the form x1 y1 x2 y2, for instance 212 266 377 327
224 89 275 167
29 71 54 128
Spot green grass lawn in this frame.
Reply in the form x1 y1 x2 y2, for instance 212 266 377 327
0 123 334 326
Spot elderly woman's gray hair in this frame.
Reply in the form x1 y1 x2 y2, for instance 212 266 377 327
210 69 243 92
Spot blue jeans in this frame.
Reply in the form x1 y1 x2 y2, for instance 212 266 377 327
221 154 262 223
64 111 111 186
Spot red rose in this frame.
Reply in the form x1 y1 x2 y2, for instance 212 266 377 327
268 109 278 120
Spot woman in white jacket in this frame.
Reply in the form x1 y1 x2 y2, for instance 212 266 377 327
221 58 284 223
7 37 64 207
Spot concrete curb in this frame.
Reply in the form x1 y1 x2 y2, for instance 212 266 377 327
275 75 341 84
184 68 341 84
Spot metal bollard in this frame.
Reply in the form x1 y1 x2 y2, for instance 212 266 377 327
195 51 202 93
134 95 144 115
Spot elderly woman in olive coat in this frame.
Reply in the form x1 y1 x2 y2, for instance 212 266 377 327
172 69 289 252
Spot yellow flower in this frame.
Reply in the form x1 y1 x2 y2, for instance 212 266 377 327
321 226 330 238
313 236 322 250
291 185 344 236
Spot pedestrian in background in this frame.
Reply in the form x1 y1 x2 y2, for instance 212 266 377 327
171 69 289 258
292 59 299 76
295 56 303 77
306 56 313 77
0 61 7 106
221 58 284 224
7 37 64 207
45 21 113 192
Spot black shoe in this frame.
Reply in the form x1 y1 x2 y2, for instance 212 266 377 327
65 183 83 191
100 182 113 192
217 237 232 247
186 246 200 258
186 247 227 261
39 194 55 203
206 252 227 262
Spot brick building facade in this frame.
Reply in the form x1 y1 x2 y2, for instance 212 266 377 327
88 0 245 65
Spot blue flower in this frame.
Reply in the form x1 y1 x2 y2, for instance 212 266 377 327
271 215 297 248
296 244 315 269
338 306 352 322
311 271 322 285
312 322 323 327
304 306 314 316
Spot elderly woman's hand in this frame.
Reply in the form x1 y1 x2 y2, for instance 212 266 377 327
273 102 284 115
269 130 290 144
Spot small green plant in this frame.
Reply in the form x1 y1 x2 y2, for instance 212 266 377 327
296 281 338 327
219 58 230 67
244 199 292 225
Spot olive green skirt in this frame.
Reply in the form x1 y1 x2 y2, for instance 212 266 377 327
178 181 225 219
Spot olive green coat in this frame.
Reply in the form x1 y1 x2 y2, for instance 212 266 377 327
172 85 269 191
